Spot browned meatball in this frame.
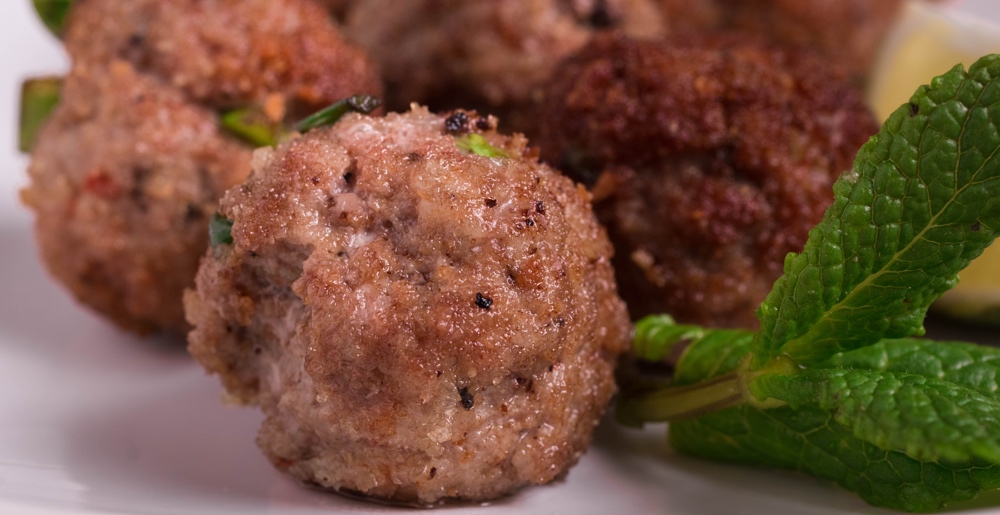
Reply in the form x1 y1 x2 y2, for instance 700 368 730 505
22 61 251 333
22 0 382 334
64 0 382 117
185 106 630 504
672 0 908 81
343 0 666 130
537 33 878 328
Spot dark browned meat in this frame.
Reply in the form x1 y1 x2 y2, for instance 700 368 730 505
342 0 667 131
537 33 879 328
340 0 907 132
23 0 382 334
185 107 630 504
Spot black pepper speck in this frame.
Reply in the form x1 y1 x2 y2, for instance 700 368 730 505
459 387 474 410
475 292 493 310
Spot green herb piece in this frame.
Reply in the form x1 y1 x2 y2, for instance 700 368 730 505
32 0 73 37
827 337 1000 396
295 94 381 133
671 406 1000 512
209 213 234 249
618 55 1000 512
19 77 62 153
752 368 1000 464
632 317 1000 511
753 56 1000 369
455 133 510 158
220 107 285 147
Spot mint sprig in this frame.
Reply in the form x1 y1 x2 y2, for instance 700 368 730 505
618 55 1000 512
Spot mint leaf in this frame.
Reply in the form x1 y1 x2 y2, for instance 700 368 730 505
754 56 1000 368
663 329 1000 511
670 406 1000 512
621 315 1000 510
618 56 1000 512
750 368 1000 463
827 338 1000 397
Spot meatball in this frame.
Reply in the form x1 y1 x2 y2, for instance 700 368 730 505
537 33 879 328
342 0 666 130
23 0 382 334
707 0 908 82
22 61 251 333
64 0 382 117
185 106 630 504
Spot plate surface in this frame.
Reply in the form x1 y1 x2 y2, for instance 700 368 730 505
3 1 1000 514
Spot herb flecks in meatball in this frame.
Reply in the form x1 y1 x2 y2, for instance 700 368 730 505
23 0 382 334
185 106 630 505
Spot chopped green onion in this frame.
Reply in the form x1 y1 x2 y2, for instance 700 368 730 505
33 0 74 37
295 95 382 133
455 133 510 158
220 107 284 147
209 213 234 249
19 77 62 153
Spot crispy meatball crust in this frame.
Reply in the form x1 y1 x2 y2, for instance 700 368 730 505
22 61 251 333
537 33 879 328
64 0 382 116
185 107 630 504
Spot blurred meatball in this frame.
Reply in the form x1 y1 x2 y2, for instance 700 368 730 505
538 33 879 328
343 0 667 131
185 106 630 504
22 62 251 333
708 0 907 82
64 0 382 117
23 0 382 334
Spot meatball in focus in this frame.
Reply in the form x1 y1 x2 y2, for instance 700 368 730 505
185 107 631 504
537 33 879 328
22 0 382 334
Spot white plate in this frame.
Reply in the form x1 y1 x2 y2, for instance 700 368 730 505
3 1 1000 514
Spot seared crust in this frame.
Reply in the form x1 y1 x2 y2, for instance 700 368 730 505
22 62 251 333
186 107 630 504
537 33 879 328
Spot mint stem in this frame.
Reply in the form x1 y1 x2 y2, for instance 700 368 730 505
618 372 745 426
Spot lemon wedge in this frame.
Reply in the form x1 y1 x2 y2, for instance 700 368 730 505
868 0 1000 323
868 1 1000 121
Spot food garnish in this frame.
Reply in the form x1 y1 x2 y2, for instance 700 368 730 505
219 106 286 147
32 0 72 37
208 213 234 250
294 94 381 133
18 77 61 152
455 133 510 158
619 54 1000 512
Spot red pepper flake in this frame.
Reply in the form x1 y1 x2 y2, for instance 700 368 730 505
83 170 121 198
